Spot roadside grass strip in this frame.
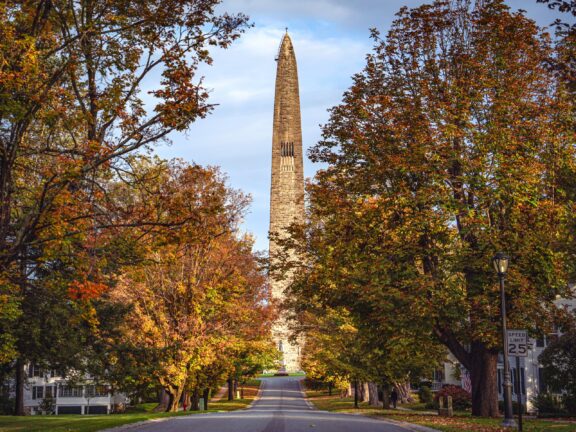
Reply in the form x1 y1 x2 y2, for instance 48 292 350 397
0 381 261 432
304 388 576 432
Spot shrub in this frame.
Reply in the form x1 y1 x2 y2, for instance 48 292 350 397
0 394 14 415
39 396 56 414
562 394 576 415
539 331 576 409
532 392 565 416
418 385 433 405
434 385 472 410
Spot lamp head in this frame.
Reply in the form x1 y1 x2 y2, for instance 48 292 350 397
492 252 509 276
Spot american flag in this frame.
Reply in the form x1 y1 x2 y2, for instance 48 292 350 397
461 367 472 393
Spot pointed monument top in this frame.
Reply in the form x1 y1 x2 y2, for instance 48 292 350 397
276 31 294 63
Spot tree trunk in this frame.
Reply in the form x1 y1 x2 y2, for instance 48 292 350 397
328 382 333 396
357 381 364 402
228 377 234 401
154 388 170 412
203 388 210 411
393 381 413 403
368 382 380 407
166 392 175 413
353 380 359 408
191 388 200 411
343 382 353 398
14 358 24 416
166 386 184 412
360 382 370 402
470 342 499 417
381 380 390 409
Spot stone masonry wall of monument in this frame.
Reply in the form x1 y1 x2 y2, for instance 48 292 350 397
269 33 305 373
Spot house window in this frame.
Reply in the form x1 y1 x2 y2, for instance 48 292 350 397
497 369 503 395
45 386 55 398
433 369 445 382
32 386 44 400
538 367 548 393
85 385 108 398
28 364 43 378
512 368 522 395
59 386 83 397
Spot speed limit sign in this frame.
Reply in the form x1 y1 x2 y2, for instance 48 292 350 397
507 329 528 357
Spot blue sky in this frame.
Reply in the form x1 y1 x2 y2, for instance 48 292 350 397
153 0 570 252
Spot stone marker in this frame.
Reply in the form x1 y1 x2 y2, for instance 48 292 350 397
438 395 453 417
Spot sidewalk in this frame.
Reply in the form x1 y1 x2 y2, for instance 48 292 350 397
210 386 228 402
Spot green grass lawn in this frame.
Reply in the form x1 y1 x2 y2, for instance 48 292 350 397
0 381 261 432
304 388 576 432
0 409 192 432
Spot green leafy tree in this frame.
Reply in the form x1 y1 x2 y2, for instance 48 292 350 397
539 329 576 413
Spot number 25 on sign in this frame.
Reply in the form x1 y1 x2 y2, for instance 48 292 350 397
507 329 528 357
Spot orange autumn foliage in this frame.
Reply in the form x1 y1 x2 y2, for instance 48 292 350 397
67 280 108 301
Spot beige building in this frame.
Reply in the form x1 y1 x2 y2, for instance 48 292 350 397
269 32 305 373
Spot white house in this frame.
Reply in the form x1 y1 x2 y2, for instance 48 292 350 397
23 364 125 415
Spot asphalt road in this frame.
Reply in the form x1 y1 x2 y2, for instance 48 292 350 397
121 377 431 432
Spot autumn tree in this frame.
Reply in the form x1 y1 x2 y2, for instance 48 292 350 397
0 0 249 363
5 154 157 415
0 1 250 414
109 161 274 412
285 0 576 417
285 229 445 406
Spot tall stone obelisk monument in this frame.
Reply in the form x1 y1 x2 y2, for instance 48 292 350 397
269 31 304 372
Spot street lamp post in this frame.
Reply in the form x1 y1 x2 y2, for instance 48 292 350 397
493 252 516 429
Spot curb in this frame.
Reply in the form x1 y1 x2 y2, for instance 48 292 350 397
99 416 177 432
312 410 440 432
299 384 439 432
369 416 440 432
298 379 315 410
244 379 263 409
